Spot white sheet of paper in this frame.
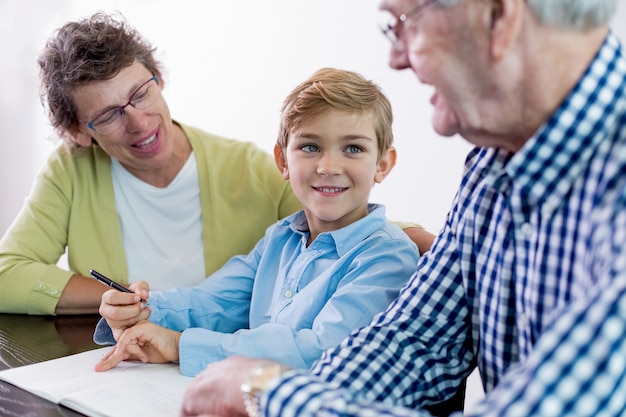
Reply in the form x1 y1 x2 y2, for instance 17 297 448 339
0 347 193 417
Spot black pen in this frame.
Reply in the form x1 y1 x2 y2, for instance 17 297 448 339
89 269 148 304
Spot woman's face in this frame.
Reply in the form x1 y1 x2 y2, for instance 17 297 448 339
72 62 186 185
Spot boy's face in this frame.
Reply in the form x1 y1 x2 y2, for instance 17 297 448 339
275 110 395 237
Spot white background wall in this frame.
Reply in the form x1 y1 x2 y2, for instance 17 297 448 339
1 0 625 411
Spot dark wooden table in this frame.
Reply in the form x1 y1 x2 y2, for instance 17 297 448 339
0 313 101 416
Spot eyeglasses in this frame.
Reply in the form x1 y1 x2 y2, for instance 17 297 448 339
85 75 160 135
379 0 436 52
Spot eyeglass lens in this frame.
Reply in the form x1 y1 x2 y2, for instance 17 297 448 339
89 76 159 134
378 0 435 51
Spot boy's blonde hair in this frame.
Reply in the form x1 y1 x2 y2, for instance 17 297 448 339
277 68 393 161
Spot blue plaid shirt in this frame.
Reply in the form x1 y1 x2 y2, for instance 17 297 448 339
263 32 626 417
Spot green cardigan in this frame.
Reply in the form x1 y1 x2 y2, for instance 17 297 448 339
0 123 301 314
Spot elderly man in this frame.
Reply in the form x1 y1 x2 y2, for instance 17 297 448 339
180 0 626 416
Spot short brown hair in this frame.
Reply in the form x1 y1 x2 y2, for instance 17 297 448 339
277 68 393 161
38 12 162 147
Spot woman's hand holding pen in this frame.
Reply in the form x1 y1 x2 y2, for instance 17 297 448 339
94 321 181 371
99 280 151 342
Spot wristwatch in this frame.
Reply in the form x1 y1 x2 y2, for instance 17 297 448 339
241 362 287 417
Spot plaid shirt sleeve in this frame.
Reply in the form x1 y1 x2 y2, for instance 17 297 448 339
263 204 476 416
267 272 626 417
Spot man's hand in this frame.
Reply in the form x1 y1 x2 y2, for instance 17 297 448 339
180 356 278 417
94 320 181 371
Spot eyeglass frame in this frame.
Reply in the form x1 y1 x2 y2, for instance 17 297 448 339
83 75 160 134
379 0 437 51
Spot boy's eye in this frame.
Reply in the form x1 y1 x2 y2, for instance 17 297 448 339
345 145 363 154
301 144 320 153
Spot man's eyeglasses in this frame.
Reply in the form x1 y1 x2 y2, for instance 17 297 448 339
85 75 160 135
379 0 436 52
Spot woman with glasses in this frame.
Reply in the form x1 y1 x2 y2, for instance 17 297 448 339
0 12 305 315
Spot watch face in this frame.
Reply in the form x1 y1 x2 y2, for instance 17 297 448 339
251 363 285 389
242 362 288 392
241 363 287 417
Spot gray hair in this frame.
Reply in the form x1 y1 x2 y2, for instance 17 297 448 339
434 0 616 30
526 0 617 30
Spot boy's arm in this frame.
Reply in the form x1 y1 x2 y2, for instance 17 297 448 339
177 234 419 376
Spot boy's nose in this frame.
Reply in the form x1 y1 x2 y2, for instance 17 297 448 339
317 153 342 176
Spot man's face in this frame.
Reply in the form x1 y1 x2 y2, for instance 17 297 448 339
379 0 495 140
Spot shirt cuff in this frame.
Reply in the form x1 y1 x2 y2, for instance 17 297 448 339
178 327 225 376
93 317 116 345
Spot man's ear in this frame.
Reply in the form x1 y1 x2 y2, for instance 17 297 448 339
490 0 524 59
273 144 289 180
374 147 397 183
67 125 95 147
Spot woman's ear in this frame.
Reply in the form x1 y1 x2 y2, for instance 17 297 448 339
273 144 289 180
490 0 524 59
156 73 165 91
67 125 94 147
374 147 397 183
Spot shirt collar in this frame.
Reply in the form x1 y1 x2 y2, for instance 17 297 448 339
502 32 626 215
280 204 387 256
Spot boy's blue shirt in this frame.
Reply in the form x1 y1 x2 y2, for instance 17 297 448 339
94 204 419 376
